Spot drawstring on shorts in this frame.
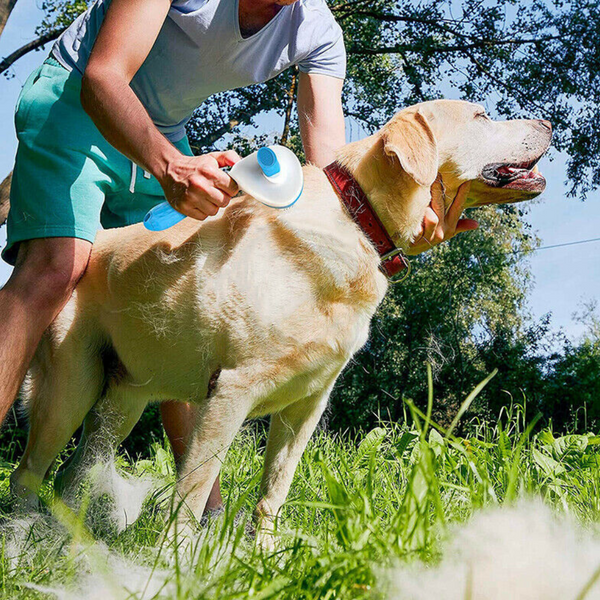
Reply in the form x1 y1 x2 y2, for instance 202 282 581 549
129 162 152 194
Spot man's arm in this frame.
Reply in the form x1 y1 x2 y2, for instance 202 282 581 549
297 72 345 168
81 0 239 220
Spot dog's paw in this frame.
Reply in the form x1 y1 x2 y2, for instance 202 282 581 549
255 525 278 553
160 515 200 554
9 471 42 513
53 469 82 508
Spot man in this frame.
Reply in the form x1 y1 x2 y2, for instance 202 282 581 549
0 0 477 512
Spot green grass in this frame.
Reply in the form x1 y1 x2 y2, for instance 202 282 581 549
1 381 600 599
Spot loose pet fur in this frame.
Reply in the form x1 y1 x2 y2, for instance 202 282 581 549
10 100 552 544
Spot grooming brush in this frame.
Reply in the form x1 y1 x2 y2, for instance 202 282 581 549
143 145 304 231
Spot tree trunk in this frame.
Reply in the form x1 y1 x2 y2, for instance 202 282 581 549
0 0 17 38
0 171 12 226
280 67 298 146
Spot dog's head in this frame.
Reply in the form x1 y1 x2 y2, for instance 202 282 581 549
343 99 552 248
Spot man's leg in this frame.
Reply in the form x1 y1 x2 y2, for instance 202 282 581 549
160 400 223 511
0 237 92 425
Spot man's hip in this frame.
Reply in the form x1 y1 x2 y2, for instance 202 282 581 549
2 57 192 266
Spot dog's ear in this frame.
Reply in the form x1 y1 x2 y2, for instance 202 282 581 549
381 110 438 187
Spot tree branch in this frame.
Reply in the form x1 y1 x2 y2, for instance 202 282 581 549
462 50 555 122
189 118 242 153
330 0 373 18
0 171 11 227
188 78 292 151
338 11 462 29
189 103 264 151
348 36 560 56
345 110 380 131
0 27 65 75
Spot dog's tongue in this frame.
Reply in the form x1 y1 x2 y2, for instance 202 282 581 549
498 166 520 176
497 165 542 179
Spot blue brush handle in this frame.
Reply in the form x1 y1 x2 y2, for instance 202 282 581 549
144 201 185 231
144 147 284 231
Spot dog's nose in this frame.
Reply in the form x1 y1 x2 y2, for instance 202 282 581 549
537 119 552 132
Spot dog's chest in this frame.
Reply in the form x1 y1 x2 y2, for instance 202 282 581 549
243 305 374 417
201 205 385 359
204 247 378 364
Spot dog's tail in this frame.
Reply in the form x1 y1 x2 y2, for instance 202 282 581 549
0 171 11 227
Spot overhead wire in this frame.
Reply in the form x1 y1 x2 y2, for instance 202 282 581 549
510 236 600 256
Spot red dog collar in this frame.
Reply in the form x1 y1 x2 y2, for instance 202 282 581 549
323 162 409 280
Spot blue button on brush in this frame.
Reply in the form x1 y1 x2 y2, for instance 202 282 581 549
257 147 281 178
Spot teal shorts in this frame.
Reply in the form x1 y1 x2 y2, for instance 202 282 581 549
2 57 193 266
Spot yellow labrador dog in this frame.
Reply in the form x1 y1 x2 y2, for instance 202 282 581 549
11 100 551 540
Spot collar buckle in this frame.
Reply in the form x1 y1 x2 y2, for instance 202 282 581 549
381 248 411 284
381 247 405 262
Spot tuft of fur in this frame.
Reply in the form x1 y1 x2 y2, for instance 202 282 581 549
0 474 246 600
25 542 173 600
87 459 158 533
385 501 600 600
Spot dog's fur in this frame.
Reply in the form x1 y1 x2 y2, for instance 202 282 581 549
10 100 551 542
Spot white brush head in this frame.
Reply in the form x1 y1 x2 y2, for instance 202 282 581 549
229 145 304 209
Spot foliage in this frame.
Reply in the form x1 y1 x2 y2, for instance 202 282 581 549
191 0 600 197
1 395 600 598
544 337 600 430
331 285 600 434
37 0 88 33
330 202 540 430
31 0 600 195
11 0 599 435
542 304 600 431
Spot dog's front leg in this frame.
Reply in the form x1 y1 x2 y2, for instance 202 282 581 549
254 388 331 549
174 370 251 530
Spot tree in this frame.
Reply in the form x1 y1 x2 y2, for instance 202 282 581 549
0 0 83 74
1 0 598 437
2 1 599 195
541 302 600 431
0 173 10 225
328 202 545 430
187 0 600 198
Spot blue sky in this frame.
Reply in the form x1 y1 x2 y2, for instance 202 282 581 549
1 0 599 339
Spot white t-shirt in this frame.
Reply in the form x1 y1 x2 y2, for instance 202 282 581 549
52 0 346 142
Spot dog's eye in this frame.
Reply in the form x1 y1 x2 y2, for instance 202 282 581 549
475 112 489 121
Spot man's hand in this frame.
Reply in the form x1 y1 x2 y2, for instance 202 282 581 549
407 180 479 255
161 150 241 221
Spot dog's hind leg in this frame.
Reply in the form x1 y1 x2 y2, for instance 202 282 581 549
11 331 104 505
54 382 149 499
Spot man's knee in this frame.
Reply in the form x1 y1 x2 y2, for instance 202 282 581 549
10 238 92 308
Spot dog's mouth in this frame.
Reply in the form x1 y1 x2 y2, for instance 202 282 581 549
480 159 546 192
